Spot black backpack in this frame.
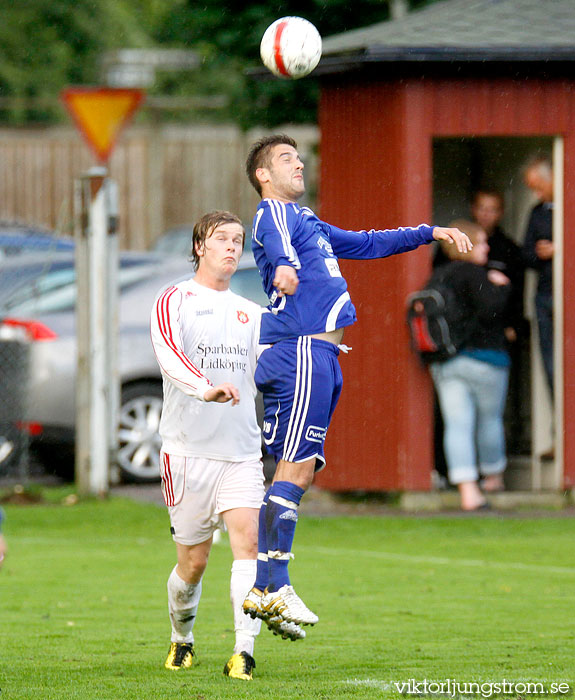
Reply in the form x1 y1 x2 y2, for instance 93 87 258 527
406 262 473 364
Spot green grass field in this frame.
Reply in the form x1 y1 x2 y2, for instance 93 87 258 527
1 490 574 700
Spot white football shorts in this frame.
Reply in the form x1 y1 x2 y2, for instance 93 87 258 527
160 451 265 545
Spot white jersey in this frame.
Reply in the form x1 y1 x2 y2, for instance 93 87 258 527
150 278 262 461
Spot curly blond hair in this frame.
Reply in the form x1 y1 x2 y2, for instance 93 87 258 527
440 219 485 261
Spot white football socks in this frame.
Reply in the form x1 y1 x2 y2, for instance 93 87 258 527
230 559 261 657
167 565 202 644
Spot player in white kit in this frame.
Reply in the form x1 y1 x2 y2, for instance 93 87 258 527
150 211 273 681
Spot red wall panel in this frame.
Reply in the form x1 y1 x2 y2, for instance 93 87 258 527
316 78 433 491
317 74 575 491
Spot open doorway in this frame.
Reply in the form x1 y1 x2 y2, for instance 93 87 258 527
432 136 561 491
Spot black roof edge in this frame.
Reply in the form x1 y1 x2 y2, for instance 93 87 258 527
309 46 575 77
247 54 364 80
249 45 575 80
247 47 575 81
362 46 575 62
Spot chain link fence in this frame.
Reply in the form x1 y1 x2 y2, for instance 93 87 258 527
0 222 75 483
0 329 30 480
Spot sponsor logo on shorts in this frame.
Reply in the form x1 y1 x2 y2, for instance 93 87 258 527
306 425 327 443
279 509 298 522
237 310 249 324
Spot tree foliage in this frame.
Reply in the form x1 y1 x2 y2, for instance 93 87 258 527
152 0 436 128
0 0 436 128
0 0 153 124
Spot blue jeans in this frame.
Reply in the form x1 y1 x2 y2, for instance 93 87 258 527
430 355 509 485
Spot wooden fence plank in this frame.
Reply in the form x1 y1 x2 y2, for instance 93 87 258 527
0 125 318 249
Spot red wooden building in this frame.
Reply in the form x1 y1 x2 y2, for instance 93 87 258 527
312 0 575 492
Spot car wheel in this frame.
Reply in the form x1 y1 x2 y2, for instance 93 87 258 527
117 381 163 482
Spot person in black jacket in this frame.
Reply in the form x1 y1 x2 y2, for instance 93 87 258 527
521 157 554 396
434 189 524 335
430 220 511 511
433 190 526 475
471 190 525 340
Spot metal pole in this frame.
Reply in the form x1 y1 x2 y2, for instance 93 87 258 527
390 0 408 20
105 180 120 483
75 174 91 496
552 137 564 490
74 168 119 496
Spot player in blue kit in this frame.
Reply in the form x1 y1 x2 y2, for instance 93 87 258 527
242 134 472 635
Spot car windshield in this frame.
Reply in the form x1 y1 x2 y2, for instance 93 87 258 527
0 257 270 316
0 259 161 316
152 229 192 256
229 268 268 307
0 234 74 259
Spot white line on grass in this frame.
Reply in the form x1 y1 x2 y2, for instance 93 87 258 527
13 541 575 574
301 546 575 576
341 679 394 691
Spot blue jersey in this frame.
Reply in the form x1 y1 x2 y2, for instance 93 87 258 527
252 198 435 343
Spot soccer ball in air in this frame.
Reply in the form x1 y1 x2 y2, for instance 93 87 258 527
260 16 322 79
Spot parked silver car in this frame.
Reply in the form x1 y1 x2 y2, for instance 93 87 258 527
0 251 268 481
0 223 74 259
150 226 194 257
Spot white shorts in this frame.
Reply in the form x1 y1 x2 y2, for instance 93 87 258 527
160 451 265 545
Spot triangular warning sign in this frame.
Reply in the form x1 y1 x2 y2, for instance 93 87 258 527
61 87 145 163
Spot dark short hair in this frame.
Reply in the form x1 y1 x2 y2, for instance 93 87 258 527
245 134 298 195
191 210 244 271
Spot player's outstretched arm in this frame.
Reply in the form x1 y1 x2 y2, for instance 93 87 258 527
432 226 473 254
204 383 240 405
273 264 299 296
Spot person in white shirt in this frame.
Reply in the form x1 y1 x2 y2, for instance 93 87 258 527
151 210 290 681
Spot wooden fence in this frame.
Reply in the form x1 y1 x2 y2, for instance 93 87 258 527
0 124 319 250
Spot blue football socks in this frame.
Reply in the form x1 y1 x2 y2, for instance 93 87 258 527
253 487 271 592
265 481 305 592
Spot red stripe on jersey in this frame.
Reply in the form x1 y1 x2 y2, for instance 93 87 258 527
273 20 290 77
156 287 206 386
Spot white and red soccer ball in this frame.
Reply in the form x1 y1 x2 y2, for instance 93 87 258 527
260 16 322 79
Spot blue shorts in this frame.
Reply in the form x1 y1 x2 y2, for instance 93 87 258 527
255 337 343 470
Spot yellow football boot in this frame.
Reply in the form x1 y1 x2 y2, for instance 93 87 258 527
223 651 256 680
164 642 194 670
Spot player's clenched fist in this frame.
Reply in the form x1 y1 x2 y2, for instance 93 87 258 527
204 383 240 405
273 264 299 296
